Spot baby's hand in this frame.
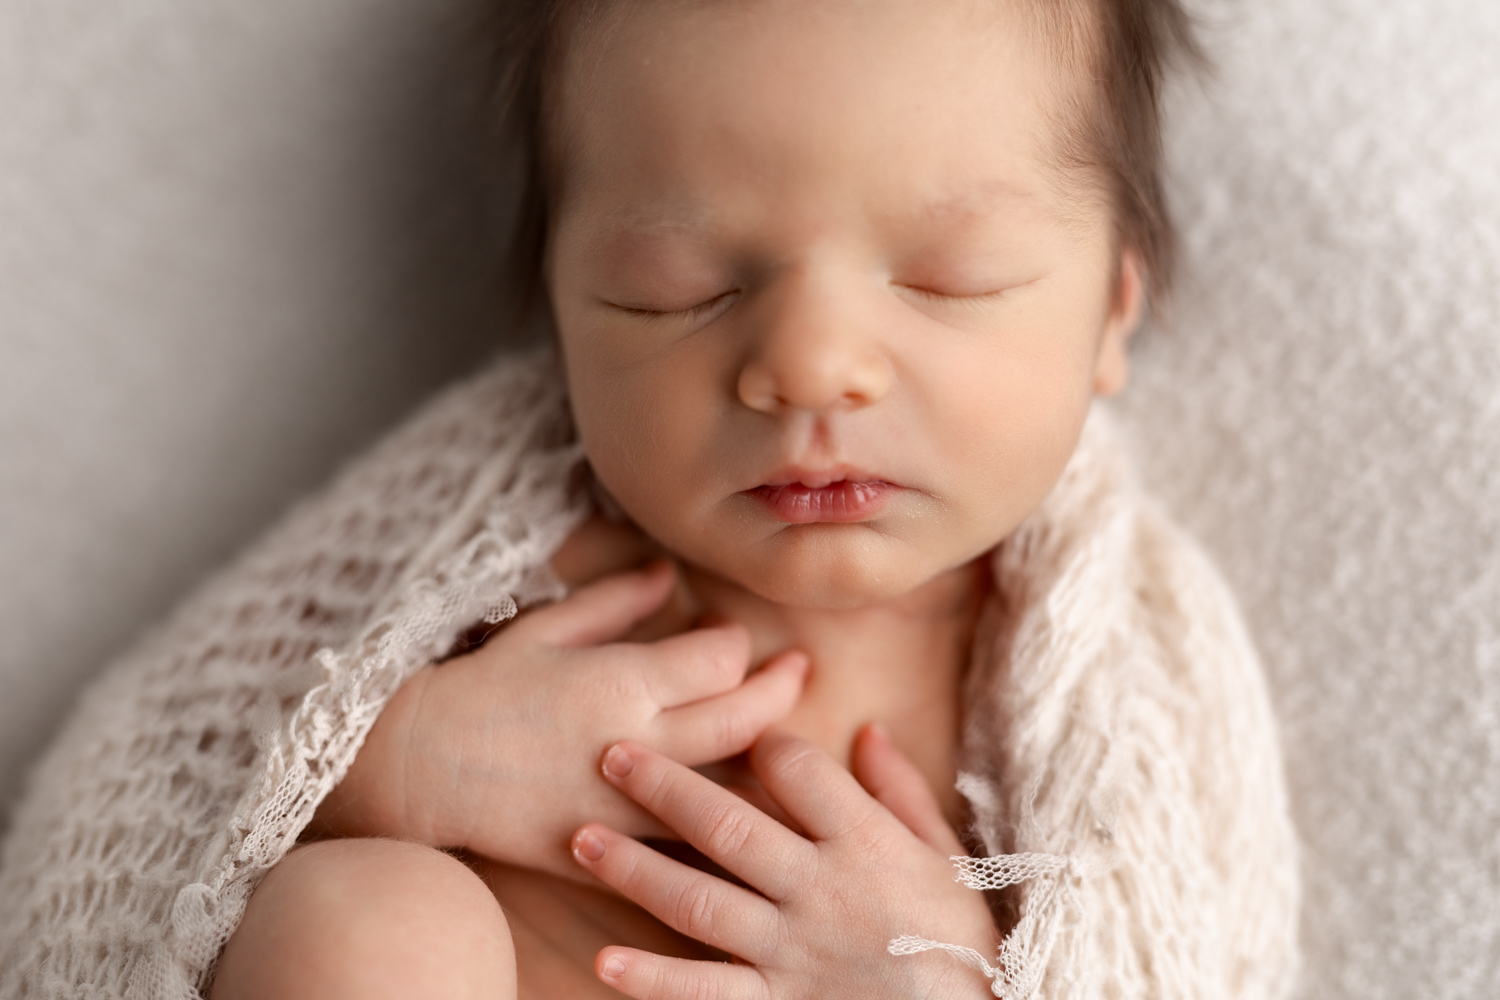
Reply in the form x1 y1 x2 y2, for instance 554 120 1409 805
315 560 808 879
570 727 1000 1000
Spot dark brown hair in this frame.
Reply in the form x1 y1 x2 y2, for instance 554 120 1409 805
485 0 1198 319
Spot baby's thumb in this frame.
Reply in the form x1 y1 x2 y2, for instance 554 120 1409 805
851 723 966 856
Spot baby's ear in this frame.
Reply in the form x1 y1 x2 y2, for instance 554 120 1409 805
1093 249 1145 397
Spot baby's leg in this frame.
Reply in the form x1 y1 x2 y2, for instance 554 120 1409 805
211 838 516 1000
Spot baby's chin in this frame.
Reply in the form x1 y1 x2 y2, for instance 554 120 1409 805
683 523 958 611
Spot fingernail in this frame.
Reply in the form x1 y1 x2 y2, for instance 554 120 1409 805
600 955 627 980
602 744 636 779
573 828 606 862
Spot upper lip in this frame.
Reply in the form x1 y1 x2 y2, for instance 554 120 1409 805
757 465 890 490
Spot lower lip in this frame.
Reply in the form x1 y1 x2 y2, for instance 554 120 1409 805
750 481 895 523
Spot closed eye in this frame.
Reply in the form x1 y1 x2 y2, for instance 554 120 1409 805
608 291 740 323
893 284 1013 315
893 276 1042 316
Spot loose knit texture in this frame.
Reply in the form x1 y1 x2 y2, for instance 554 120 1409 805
0 348 1298 998
946 410 1300 999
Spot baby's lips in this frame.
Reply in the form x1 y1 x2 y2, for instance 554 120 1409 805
751 480 895 523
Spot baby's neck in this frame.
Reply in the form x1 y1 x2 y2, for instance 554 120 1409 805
548 514 989 823
679 558 989 824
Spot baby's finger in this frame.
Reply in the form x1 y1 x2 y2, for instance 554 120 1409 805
598 742 815 901
572 824 781 963
637 622 755 706
749 729 882 842
595 946 769 1000
512 560 675 647
851 723 966 856
657 651 808 764
724 782 806 837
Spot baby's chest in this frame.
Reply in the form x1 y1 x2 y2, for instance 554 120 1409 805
472 851 729 1000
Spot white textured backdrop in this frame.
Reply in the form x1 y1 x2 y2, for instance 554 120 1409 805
1116 1 1500 995
1 0 1497 996
0 0 513 817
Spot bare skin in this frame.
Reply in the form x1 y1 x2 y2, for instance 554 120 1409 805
547 515 987 825
211 839 517 999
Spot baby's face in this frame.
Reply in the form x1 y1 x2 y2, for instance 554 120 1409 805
547 0 1139 610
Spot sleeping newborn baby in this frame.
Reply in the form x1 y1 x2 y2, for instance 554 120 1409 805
0 1 1300 997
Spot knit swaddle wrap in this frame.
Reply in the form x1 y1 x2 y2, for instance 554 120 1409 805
886 410 1300 998
0 349 1299 998
0 350 591 996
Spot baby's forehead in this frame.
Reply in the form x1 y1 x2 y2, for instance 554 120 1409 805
555 0 1085 95
547 0 1104 219
505 0 1182 301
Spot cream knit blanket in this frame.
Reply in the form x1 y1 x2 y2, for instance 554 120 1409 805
0 349 1299 999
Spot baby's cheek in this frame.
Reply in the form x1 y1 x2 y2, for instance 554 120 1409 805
574 355 724 530
937 395 1090 549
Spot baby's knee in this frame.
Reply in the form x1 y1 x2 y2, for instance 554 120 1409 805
211 838 515 1000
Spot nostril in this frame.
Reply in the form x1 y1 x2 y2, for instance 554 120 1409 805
737 366 784 413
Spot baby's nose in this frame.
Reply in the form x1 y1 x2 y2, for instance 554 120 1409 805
736 279 892 414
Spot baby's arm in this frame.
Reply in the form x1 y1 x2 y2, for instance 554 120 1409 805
570 727 1000 1000
312 559 808 879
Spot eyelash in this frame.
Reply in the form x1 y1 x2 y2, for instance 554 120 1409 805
615 291 739 322
897 285 1011 311
612 283 1009 321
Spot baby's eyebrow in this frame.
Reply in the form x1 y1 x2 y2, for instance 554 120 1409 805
582 222 722 267
575 207 728 262
598 199 724 235
906 181 1041 225
575 183 1050 259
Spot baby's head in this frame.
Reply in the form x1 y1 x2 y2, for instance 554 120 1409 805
495 0 1194 610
